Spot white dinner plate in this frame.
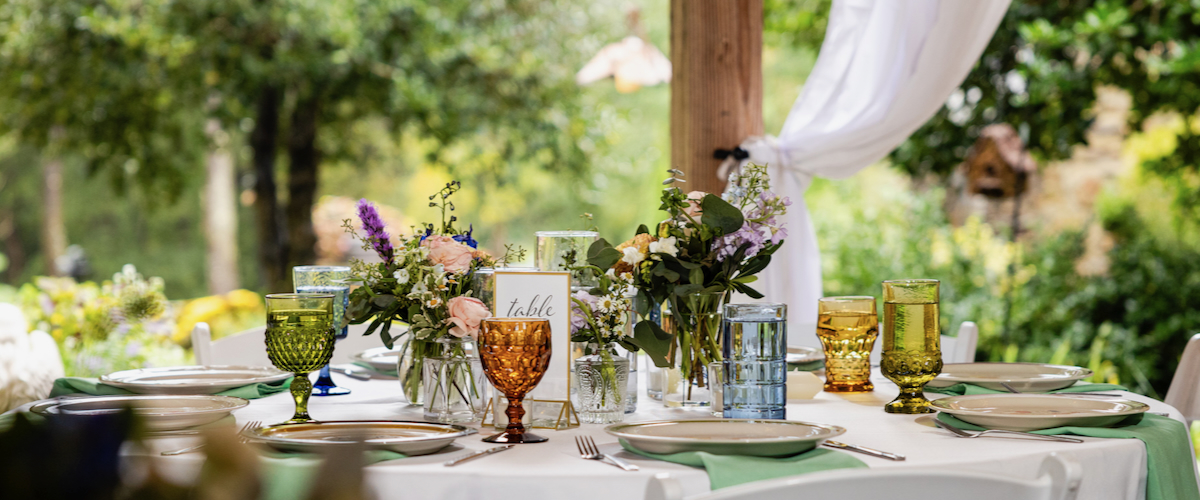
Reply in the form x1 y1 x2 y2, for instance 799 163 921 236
931 394 1148 431
43 394 248 431
926 362 1093 392
605 419 845 457
786 346 824 365
100 366 290 394
351 347 402 373
247 420 476 455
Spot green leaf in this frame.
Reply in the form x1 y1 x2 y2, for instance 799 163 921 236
700 194 744 234
587 238 622 270
689 267 704 285
380 320 395 349
632 320 675 368
674 284 703 296
372 294 398 308
737 255 772 277
636 224 650 235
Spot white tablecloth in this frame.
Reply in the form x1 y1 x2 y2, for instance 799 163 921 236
126 363 1193 500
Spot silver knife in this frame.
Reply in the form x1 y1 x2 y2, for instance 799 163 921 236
443 445 514 466
822 440 906 461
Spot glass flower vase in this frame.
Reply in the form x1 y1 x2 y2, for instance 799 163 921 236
663 291 727 408
573 344 629 424
422 337 488 423
397 340 424 405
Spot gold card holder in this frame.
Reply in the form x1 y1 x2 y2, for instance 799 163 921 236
481 397 579 430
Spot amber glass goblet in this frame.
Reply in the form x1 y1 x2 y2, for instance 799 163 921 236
478 318 552 443
881 280 942 414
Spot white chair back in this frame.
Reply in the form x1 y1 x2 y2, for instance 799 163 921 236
1165 333 1200 422
869 320 979 365
192 322 387 367
646 454 1080 500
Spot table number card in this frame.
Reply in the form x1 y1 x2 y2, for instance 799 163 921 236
493 270 572 402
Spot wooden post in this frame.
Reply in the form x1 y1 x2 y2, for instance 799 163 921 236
670 0 763 195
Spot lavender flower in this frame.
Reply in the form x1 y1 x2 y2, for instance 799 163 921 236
570 290 598 334
357 199 394 263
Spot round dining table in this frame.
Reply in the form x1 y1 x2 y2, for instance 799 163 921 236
133 360 1194 500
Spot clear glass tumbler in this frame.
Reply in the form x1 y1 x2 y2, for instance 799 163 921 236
534 230 599 288
720 303 787 419
293 265 351 396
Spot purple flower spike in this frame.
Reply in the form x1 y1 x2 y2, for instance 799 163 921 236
357 199 394 263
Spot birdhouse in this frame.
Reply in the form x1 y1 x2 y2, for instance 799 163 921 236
964 124 1037 199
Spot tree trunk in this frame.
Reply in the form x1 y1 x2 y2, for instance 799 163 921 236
286 96 320 272
203 118 241 294
669 0 763 195
41 158 67 276
251 85 289 292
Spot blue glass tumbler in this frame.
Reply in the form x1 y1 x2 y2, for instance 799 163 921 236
294 265 352 396
720 303 787 419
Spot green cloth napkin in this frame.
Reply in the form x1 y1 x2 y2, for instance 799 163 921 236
937 413 1200 500
620 441 868 490
48 376 293 399
787 360 824 372
259 450 406 500
925 382 1127 396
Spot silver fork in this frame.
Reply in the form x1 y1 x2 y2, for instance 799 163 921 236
161 420 261 456
575 435 638 471
933 419 1083 443
999 382 1121 397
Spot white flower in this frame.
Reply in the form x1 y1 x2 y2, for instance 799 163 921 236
596 296 616 313
411 281 429 295
621 246 645 266
425 296 443 308
620 272 633 281
393 269 410 284
606 268 616 278
648 236 678 258
432 263 445 276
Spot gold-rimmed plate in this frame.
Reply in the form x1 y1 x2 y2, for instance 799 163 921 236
787 346 824 365
926 362 1093 392
931 394 1148 431
351 347 402 373
42 394 248 431
247 420 477 455
605 419 845 457
100 366 290 394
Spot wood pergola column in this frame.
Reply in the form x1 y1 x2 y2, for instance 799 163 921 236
670 0 763 195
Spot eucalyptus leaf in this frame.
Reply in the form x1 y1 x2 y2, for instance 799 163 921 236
700 194 744 234
372 294 398 308
587 238 622 270
632 320 675 368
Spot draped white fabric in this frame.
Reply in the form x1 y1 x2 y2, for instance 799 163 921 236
732 0 1011 340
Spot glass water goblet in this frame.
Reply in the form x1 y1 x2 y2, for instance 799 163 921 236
293 265 352 396
265 293 336 423
880 280 942 414
478 318 553 443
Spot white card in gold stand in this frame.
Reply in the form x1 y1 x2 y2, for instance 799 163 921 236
492 271 572 403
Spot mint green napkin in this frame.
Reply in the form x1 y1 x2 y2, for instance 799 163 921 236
353 361 397 377
937 413 1200 500
259 450 406 500
787 360 824 372
925 382 1127 396
48 376 293 399
620 441 867 490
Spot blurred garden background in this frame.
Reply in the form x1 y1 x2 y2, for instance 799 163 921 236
0 0 1197 398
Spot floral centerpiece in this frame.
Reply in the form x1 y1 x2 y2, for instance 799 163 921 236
568 268 638 423
586 163 789 405
344 182 509 417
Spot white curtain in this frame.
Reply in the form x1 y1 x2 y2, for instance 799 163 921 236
730 0 1010 343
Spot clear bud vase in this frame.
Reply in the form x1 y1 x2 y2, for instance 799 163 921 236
573 343 629 424
422 336 488 423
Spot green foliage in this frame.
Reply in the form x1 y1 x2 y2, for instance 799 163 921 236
890 0 1200 189
813 163 1200 397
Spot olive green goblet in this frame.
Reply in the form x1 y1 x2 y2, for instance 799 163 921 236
265 293 336 424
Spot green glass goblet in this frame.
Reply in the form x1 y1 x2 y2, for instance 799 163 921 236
265 293 336 424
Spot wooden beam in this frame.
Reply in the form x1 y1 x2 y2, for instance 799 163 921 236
670 0 763 195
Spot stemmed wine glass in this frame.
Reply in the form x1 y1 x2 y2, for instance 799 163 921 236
265 293 336 423
293 265 352 396
478 318 553 443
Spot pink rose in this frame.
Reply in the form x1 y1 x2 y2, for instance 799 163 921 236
422 235 475 274
684 191 706 219
445 296 490 339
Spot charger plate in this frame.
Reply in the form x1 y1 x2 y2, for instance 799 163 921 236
351 347 402 373
100 366 290 394
931 394 1148 431
786 346 824 365
605 419 845 457
42 394 248 431
247 420 477 455
926 362 1093 392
